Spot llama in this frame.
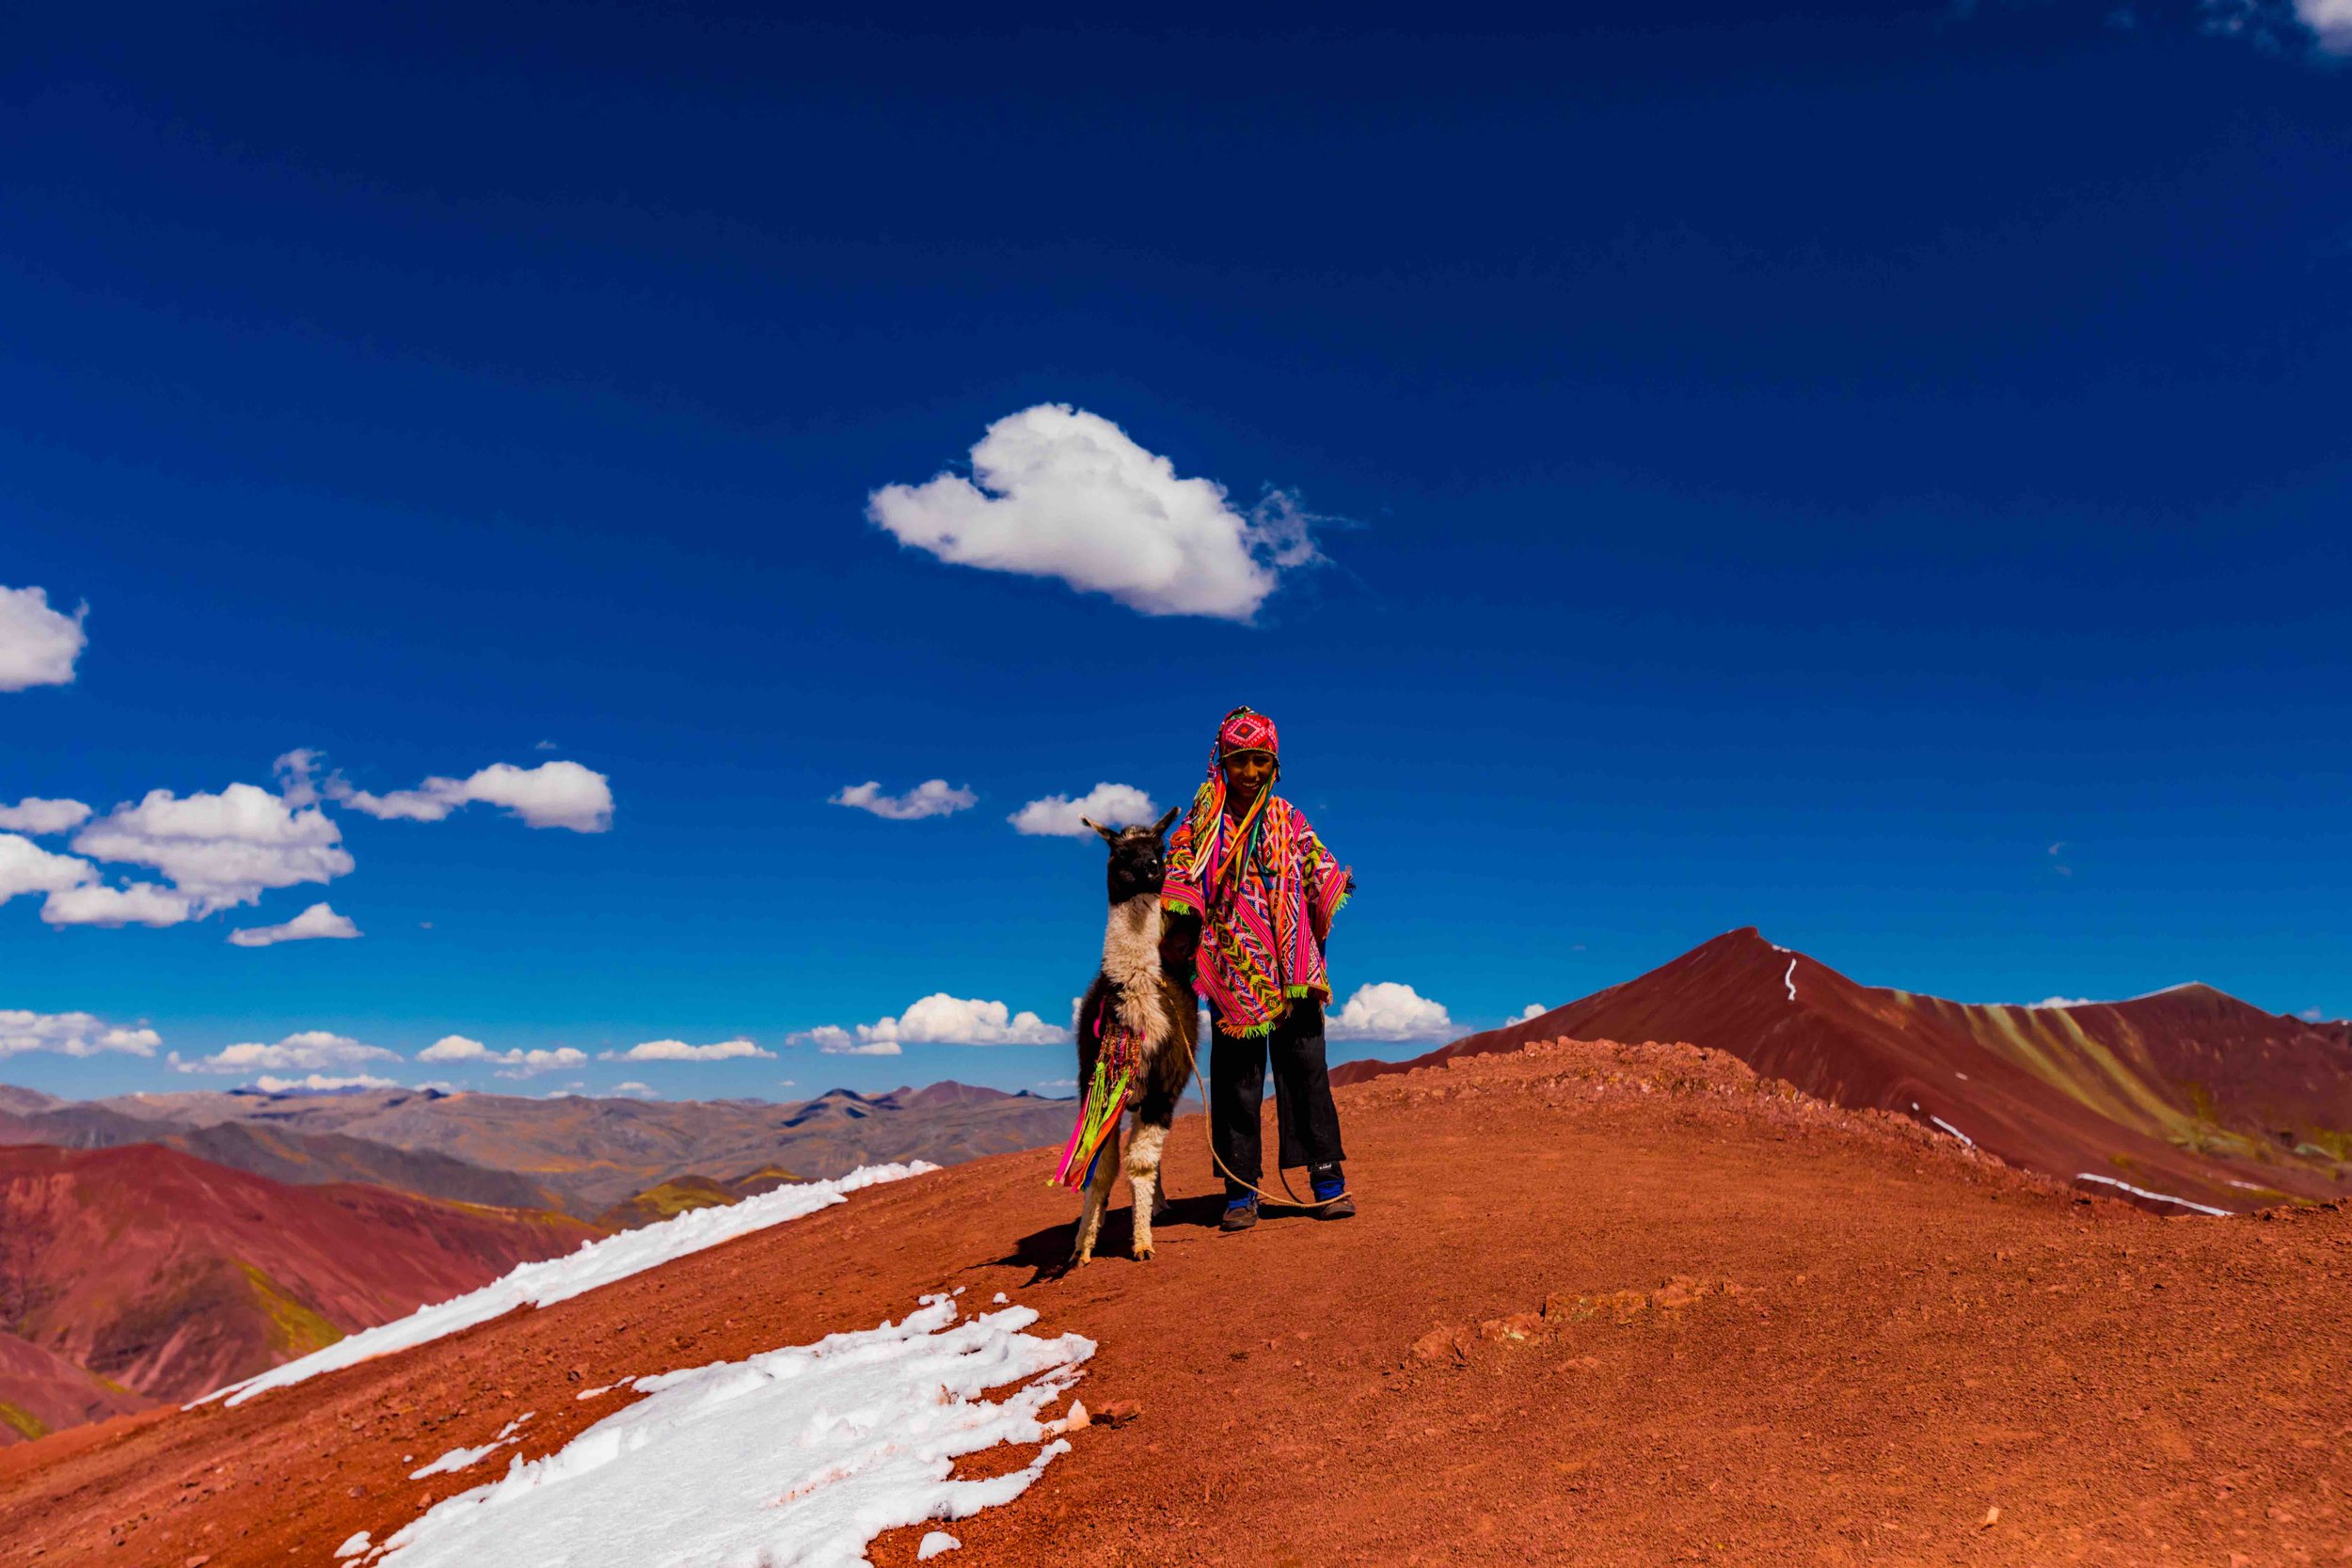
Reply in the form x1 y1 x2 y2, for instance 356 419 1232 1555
1068 807 1198 1266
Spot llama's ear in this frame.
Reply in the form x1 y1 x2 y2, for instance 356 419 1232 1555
1080 816 1120 844
1152 806 1180 838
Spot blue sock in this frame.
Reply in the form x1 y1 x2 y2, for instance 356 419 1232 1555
1225 1190 1256 1212
1311 1165 1344 1201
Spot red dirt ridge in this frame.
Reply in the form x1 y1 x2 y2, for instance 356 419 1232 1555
3 1038 2346 1565
1333 927 2352 1213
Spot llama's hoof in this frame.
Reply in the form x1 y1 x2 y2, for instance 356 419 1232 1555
1068 1250 1092 1269
1132 1243 1154 1261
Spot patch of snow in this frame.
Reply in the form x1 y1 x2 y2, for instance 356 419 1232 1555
918 1531 961 1559
1955 1071 1968 1081
1928 1117 1975 1148
992 1292 1008 1304
576 1384 620 1402
336 1532 372 1558
2073 1172 2231 1217
197 1163 935 1409
412 1415 534 1479
1782 959 1797 1003
2224 1180 2266 1192
412 1442 504 1480
372 1294 1090 1568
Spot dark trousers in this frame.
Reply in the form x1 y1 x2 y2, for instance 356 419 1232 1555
1210 998 1346 1198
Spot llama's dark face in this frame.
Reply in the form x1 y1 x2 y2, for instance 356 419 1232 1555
1085 808 1183 903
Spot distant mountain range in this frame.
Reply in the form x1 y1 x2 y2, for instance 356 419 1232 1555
0 1079 1078 1445
0 1080 1076 1219
1334 927 2352 1213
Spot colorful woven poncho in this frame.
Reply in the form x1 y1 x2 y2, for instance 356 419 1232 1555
1160 707 1352 1038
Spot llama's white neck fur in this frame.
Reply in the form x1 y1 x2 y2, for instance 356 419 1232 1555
1102 894 1165 1040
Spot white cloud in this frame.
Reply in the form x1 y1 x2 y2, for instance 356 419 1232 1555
2303 0 2352 51
807 1027 901 1057
1327 981 1455 1042
40 880 193 928
70 783 352 917
2027 996 2099 1009
0 832 97 904
496 1048 589 1080
604 1037 776 1063
2296 1006 2327 1022
418 1035 497 1062
229 901 362 947
252 1073 399 1092
329 760 614 832
415 1036 587 1076
866 404 1322 622
2204 0 2352 54
273 749 325 808
174 1030 402 1074
609 1081 660 1098
830 780 977 821
0 798 91 835
1515 1004 1549 1022
1008 783 1159 838
0 1008 161 1058
788 993 1067 1053
0 585 87 691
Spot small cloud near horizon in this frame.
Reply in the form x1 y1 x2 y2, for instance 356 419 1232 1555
830 780 977 821
601 1037 776 1063
0 798 92 835
1327 981 1454 1042
173 1030 399 1074
789 993 1066 1053
417 1035 589 1077
327 758 613 832
0 1007 161 1059
1009 783 1158 838
228 901 361 947
251 1071 398 1092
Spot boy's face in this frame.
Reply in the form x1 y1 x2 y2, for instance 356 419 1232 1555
1220 749 1273 805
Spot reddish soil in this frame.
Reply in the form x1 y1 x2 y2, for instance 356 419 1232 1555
5 1038 2347 1566
0 1145 597 1409
1336 928 2352 1212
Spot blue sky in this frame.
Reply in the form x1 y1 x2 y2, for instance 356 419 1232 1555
3 4 2347 1102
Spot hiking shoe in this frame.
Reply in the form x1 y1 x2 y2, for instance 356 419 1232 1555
1219 1196 1259 1232
1310 1167 1356 1221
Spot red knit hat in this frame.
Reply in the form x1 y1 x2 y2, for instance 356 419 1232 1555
1216 706 1279 761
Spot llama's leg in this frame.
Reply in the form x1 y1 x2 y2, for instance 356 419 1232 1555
1123 1119 1169 1261
1071 1118 1122 1267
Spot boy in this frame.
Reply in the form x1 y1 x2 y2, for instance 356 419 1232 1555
1161 706 1356 1230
